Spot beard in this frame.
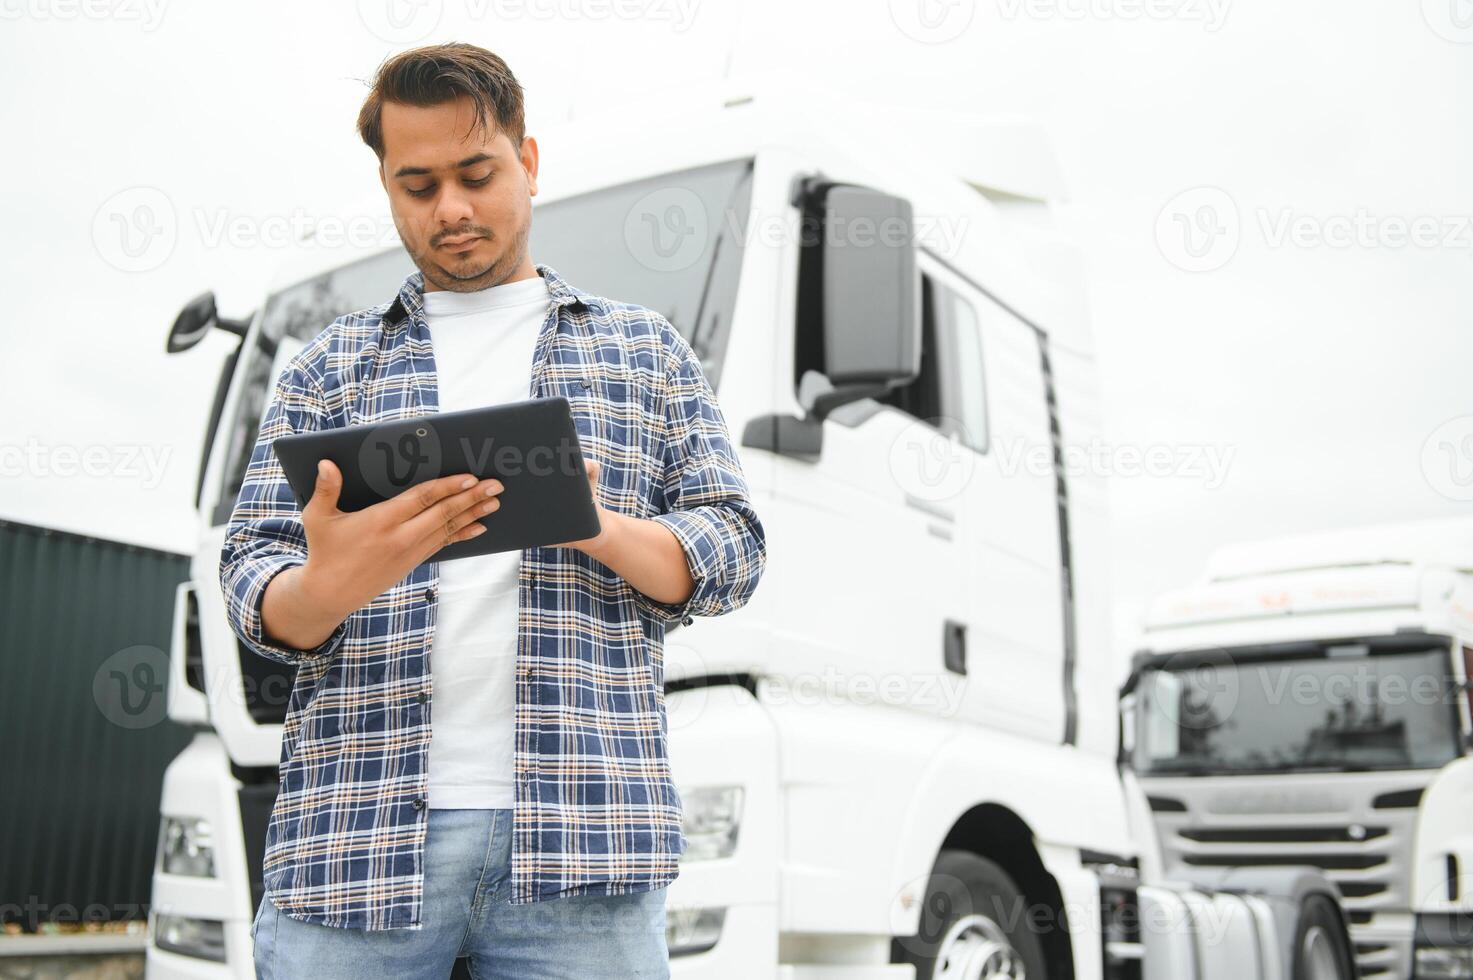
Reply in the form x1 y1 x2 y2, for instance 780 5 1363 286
407 215 531 293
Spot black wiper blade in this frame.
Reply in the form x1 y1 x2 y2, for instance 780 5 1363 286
1146 764 1220 776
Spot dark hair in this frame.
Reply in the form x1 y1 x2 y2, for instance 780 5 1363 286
357 42 526 162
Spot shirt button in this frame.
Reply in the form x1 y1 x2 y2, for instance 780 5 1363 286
416 691 428 704
423 587 436 603
411 798 426 810
682 616 694 626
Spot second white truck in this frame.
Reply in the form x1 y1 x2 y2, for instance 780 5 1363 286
1129 516 1473 980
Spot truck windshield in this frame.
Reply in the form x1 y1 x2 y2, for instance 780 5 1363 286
1133 639 1463 775
208 157 753 526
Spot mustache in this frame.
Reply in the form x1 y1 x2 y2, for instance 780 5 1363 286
432 228 492 246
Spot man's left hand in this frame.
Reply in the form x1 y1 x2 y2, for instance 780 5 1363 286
548 458 621 559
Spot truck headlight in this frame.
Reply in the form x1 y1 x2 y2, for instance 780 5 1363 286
680 786 743 862
1417 947 1473 979
159 816 215 878
1415 913 1473 979
153 913 226 962
667 908 725 957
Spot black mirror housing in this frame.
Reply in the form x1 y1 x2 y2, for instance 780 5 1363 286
819 185 922 390
167 291 251 354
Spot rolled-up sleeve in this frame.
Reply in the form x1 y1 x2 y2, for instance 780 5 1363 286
218 353 348 667
632 325 767 626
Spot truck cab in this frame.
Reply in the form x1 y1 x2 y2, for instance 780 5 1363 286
1127 517 1473 980
147 78 1341 980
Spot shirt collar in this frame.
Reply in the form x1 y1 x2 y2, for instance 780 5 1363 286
381 261 601 331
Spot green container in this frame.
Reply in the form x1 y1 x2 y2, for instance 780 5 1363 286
0 519 190 931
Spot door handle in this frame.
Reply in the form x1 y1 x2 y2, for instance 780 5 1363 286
905 494 955 523
943 619 967 676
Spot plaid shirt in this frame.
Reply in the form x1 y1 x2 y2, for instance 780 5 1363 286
219 262 766 931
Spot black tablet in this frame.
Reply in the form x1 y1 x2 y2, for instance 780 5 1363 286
270 396 601 562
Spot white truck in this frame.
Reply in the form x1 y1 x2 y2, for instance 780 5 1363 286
145 80 1354 979
1127 516 1473 980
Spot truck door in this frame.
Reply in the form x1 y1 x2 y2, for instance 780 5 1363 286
917 257 1067 743
774 261 969 720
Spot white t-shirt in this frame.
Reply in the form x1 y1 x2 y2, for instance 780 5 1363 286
420 272 553 809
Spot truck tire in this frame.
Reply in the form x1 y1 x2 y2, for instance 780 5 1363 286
892 849 1049 980
1292 894 1355 980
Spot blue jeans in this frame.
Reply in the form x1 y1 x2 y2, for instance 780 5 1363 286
250 808 670 979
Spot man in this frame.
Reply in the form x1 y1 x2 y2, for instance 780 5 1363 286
221 42 766 979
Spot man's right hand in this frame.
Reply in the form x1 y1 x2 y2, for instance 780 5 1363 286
261 460 502 652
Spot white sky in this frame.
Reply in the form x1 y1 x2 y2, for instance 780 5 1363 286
3 0 1471 663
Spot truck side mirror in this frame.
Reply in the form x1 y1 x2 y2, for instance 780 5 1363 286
167 291 250 354
742 179 922 458
1119 693 1138 756
814 184 921 416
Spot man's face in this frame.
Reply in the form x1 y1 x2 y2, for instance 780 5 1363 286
378 93 538 293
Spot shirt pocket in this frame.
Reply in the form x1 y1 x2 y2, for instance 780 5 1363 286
543 363 635 464
543 363 641 408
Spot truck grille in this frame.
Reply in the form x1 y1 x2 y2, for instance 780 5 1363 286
1142 772 1434 980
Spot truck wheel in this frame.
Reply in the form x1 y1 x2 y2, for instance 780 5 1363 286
1293 894 1354 980
892 850 1049 980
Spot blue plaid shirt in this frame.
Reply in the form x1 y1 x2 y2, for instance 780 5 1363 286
219 263 766 931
